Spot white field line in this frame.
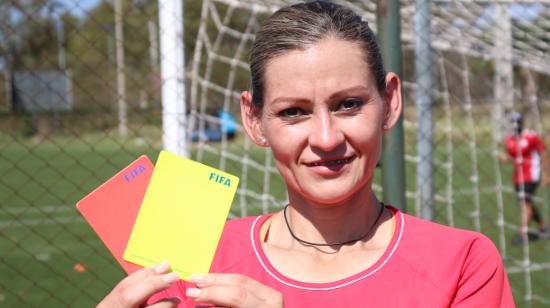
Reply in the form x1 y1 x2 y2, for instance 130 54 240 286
0 204 240 229
0 215 85 228
1 205 76 215
531 294 550 305
506 262 550 274
2 207 548 275
0 205 84 228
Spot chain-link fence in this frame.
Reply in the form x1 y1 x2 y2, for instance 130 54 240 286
1 0 550 306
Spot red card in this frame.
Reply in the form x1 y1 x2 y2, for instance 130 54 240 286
76 155 154 274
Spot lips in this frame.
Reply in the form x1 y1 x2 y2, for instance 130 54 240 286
305 155 355 167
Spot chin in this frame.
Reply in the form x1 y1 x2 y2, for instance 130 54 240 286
302 185 358 205
299 175 371 205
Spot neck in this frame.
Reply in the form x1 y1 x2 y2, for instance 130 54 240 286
283 188 382 247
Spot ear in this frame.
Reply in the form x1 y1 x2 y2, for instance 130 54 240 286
240 91 268 147
382 72 403 131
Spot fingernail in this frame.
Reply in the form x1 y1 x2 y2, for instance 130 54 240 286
186 287 201 298
163 272 180 283
189 274 207 284
154 261 171 274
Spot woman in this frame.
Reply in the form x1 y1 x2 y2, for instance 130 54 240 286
99 1 513 307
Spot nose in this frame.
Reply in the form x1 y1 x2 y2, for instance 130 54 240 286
308 112 345 152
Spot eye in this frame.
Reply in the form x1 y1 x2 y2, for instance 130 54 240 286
278 107 305 118
338 98 364 111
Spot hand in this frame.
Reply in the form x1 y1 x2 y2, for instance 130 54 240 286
186 273 283 308
97 262 181 308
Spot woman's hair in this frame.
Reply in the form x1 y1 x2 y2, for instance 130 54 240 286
250 0 386 109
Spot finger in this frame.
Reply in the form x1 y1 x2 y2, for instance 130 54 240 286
189 273 246 287
186 285 251 308
189 274 274 300
118 262 172 288
98 263 179 308
123 272 180 304
107 271 180 308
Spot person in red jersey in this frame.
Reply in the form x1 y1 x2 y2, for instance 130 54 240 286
501 111 550 245
98 2 514 307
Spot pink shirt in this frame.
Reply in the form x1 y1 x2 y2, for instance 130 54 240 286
149 207 514 307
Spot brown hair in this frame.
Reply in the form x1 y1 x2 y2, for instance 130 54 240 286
250 0 386 109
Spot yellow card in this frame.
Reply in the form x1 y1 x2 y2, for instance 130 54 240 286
123 150 239 280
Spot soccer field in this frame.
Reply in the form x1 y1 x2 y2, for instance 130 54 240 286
0 128 549 307
0 131 287 307
0 133 159 306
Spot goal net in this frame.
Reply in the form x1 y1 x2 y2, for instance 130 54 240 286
186 0 550 305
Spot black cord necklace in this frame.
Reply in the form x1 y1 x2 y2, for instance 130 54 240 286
283 202 385 247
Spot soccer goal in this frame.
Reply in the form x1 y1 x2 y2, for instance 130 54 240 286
183 0 550 305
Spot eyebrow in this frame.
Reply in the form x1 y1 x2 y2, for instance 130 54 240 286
328 85 371 100
269 85 371 105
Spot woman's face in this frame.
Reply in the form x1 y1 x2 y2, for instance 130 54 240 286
241 38 401 205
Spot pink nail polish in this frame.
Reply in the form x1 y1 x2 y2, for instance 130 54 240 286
155 261 171 274
163 272 180 283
